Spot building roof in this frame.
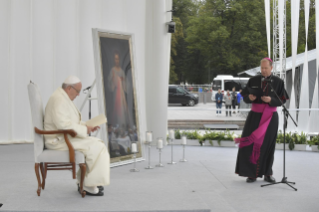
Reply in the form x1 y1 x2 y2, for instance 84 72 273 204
238 49 317 76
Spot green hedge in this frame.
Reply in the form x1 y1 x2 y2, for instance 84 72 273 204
168 129 237 146
276 130 311 150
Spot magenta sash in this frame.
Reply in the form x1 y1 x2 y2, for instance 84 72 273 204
234 103 277 164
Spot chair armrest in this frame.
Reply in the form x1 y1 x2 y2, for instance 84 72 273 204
35 127 77 137
34 127 77 163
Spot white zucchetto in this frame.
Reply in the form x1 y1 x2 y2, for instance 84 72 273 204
63 75 81 85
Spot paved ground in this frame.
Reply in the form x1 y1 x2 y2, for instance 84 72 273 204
167 103 248 121
1 144 319 212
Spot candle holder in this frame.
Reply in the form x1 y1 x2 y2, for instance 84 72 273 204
155 149 164 167
130 152 139 172
180 144 187 162
180 136 187 162
145 131 153 169
167 138 177 165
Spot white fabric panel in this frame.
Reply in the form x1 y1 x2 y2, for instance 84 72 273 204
55 0 78 98
308 0 319 133
10 0 33 141
305 0 310 38
1 0 168 144
145 0 172 143
278 0 284 77
0 0 11 142
287 0 300 132
124 0 147 140
77 0 102 122
297 0 310 132
264 0 270 58
298 45 310 132
101 0 127 31
32 0 55 110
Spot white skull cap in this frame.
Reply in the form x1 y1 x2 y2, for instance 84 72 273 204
63 75 81 84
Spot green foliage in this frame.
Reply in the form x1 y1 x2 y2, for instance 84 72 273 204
307 136 319 148
171 129 236 146
276 131 308 150
170 17 184 84
171 0 316 84
175 129 181 139
276 130 283 144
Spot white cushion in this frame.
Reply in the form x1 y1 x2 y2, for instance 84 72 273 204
28 82 45 162
37 149 85 164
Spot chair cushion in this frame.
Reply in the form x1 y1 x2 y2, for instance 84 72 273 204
28 82 45 162
37 149 85 164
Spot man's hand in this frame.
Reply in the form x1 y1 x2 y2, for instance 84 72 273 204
87 126 100 134
261 96 271 103
249 94 256 101
87 126 94 134
92 126 100 132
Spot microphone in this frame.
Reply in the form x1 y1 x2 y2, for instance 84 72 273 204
83 86 91 92
262 78 272 82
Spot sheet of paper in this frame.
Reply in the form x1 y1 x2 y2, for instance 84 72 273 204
85 114 107 127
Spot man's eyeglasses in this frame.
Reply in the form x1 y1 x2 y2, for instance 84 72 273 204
71 86 81 94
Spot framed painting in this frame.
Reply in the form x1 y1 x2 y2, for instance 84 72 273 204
92 28 143 166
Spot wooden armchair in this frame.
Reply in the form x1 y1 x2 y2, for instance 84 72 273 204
28 82 86 198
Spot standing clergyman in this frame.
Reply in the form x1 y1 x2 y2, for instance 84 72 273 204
235 58 289 183
44 76 110 196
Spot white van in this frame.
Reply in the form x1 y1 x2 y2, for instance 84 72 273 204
211 75 249 101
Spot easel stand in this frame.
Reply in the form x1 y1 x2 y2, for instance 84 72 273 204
260 82 298 191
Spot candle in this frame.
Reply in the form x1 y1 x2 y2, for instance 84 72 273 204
131 143 137 153
182 136 187 145
169 129 175 139
146 131 152 142
157 139 163 149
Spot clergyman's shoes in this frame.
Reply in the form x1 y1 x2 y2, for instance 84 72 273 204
98 186 104 191
78 185 104 196
246 177 256 183
78 184 104 192
264 175 276 183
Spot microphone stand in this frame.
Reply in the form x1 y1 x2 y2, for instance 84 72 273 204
260 80 298 191
83 86 92 136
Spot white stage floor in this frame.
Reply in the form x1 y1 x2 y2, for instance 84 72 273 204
1 144 319 212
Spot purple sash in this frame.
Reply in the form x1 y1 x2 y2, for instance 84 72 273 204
234 103 277 164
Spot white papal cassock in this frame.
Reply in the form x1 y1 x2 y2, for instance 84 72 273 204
44 87 110 187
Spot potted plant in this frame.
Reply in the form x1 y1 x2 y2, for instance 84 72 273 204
293 131 307 151
204 130 219 146
180 130 202 146
219 130 236 147
308 136 319 152
275 130 288 150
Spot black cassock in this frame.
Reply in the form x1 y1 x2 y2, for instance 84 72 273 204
235 74 289 178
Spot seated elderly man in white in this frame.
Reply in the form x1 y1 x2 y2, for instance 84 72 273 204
44 76 110 196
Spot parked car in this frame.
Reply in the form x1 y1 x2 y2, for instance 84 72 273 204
168 85 199 106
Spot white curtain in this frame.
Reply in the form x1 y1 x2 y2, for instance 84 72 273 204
264 0 270 58
308 0 319 133
276 0 285 132
297 0 310 132
287 0 300 132
0 0 165 144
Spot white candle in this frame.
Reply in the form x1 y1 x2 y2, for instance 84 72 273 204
169 129 175 139
131 143 137 153
146 131 152 142
182 136 187 145
157 139 163 149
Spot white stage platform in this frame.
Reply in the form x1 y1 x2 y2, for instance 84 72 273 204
1 144 319 212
